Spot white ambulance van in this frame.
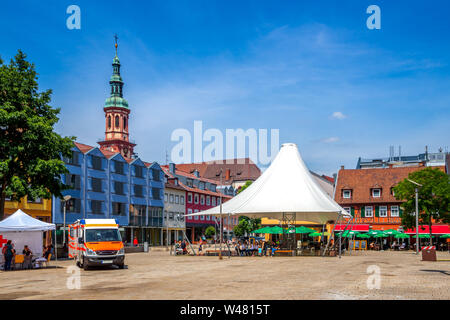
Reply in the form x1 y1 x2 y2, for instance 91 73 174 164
68 219 125 270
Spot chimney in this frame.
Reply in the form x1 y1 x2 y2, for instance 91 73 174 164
169 163 176 174
225 169 231 181
340 165 345 170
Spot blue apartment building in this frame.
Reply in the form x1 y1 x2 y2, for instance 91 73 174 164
52 142 165 245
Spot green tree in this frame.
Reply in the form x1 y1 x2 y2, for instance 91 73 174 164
233 216 261 237
0 50 75 219
237 180 253 194
393 167 450 245
205 226 216 238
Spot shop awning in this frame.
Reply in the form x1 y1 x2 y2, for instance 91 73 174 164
405 225 450 235
335 224 369 232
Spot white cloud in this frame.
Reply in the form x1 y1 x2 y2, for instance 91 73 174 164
331 111 347 120
321 137 340 143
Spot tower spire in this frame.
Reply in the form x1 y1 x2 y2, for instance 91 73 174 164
98 36 136 159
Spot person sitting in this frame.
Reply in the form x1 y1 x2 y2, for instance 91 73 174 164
22 245 33 269
43 245 52 260
235 242 241 256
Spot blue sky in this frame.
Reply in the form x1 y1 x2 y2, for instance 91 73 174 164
1 1 449 175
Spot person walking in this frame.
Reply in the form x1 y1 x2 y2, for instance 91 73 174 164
3 240 14 271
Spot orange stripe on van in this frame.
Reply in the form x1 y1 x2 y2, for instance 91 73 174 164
84 224 118 227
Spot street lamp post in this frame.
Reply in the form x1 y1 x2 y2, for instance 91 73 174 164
407 179 422 255
62 195 72 247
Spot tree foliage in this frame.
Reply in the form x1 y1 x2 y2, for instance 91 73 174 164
233 216 261 237
205 226 216 238
237 180 253 194
393 167 450 243
0 50 75 219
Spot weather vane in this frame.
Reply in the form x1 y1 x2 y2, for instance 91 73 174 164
114 34 118 54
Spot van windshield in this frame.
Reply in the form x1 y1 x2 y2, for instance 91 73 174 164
85 229 121 242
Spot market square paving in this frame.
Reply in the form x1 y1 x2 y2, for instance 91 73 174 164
0 250 449 300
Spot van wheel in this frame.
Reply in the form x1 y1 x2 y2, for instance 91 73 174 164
76 261 81 268
118 263 124 269
83 257 89 270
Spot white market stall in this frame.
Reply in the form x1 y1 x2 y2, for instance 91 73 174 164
187 143 353 255
0 209 55 265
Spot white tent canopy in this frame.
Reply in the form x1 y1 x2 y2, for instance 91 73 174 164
186 143 350 224
0 209 55 263
0 209 55 232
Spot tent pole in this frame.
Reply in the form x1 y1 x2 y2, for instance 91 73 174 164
54 228 57 266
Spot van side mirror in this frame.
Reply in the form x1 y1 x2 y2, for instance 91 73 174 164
78 237 84 244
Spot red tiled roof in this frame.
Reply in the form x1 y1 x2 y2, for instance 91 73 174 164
161 166 231 198
174 158 261 184
99 148 117 159
161 165 218 185
74 142 94 154
335 166 446 204
321 175 335 184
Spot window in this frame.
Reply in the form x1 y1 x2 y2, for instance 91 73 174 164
169 194 174 203
365 206 373 217
62 198 81 213
372 188 381 198
175 195 179 204
27 197 42 203
210 184 217 192
92 156 102 170
379 206 387 217
112 202 126 216
64 151 79 166
212 197 216 206
188 193 192 203
91 178 102 192
134 185 144 198
108 116 111 129
199 182 205 190
391 206 399 217
206 196 210 206
194 209 199 220
91 200 103 214
114 181 124 195
115 115 119 128
343 207 351 215
200 195 205 205
180 196 185 205
194 194 199 204
114 161 124 174
152 169 161 181
123 117 127 129
217 197 221 205
343 189 352 199
179 213 185 221
152 188 161 200
135 165 143 178
164 193 168 202
66 174 80 190
186 179 193 187
169 212 174 220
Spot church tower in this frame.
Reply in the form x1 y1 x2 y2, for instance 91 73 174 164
98 35 136 158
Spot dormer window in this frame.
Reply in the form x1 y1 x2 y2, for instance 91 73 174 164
372 188 381 198
342 189 352 199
